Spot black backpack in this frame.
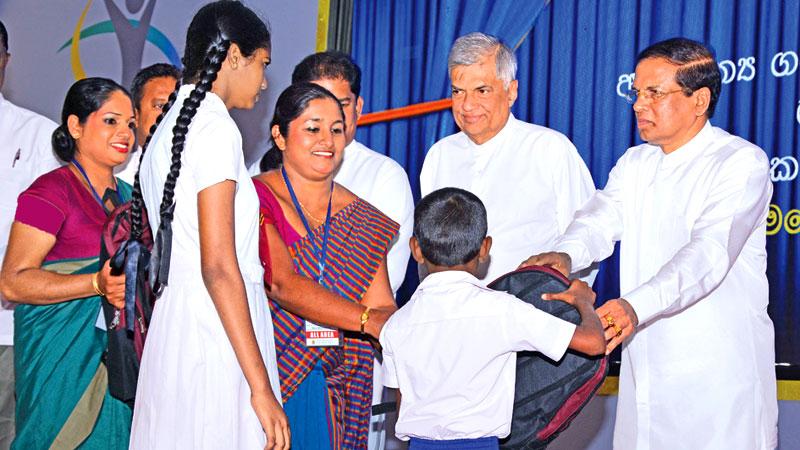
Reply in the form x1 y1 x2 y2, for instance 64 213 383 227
488 266 608 449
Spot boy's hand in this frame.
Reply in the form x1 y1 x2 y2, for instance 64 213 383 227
542 279 595 307
519 252 572 277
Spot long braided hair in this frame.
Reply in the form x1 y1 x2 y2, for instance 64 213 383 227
130 0 270 291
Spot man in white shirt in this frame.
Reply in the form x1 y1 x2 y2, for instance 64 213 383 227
420 32 595 285
523 37 778 449
0 20 62 448
290 51 414 450
115 63 180 184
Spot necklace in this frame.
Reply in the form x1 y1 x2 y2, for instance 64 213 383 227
280 171 331 224
281 167 334 284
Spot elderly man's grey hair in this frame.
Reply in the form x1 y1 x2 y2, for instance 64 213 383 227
448 32 517 88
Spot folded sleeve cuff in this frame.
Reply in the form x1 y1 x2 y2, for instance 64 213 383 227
622 284 661 326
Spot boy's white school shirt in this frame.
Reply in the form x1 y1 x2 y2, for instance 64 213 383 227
379 270 576 441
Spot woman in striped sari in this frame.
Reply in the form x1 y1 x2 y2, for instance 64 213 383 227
0 78 134 449
253 82 398 449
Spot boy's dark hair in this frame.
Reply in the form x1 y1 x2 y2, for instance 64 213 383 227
130 63 181 111
414 187 487 266
291 51 361 96
636 37 721 118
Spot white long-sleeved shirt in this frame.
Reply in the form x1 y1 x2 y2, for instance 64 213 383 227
333 139 413 295
555 121 778 450
420 114 596 285
0 94 61 345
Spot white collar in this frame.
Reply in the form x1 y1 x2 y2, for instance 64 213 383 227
464 113 516 151
418 270 484 290
659 120 714 168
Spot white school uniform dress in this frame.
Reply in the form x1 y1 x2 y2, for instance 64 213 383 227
554 122 778 450
379 270 575 441
420 114 596 285
333 139 414 450
131 85 281 449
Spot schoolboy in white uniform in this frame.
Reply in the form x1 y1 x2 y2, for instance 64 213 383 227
379 187 604 449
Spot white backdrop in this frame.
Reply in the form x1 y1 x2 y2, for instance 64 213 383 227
0 0 319 165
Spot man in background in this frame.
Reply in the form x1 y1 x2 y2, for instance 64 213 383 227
115 63 180 184
0 19 62 449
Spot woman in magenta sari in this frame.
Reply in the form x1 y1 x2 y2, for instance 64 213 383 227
0 78 134 449
253 82 398 449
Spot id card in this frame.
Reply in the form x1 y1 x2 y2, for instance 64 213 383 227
304 321 342 347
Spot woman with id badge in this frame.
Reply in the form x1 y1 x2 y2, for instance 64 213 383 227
0 78 133 449
253 82 398 450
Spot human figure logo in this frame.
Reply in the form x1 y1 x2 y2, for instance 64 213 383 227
58 0 181 82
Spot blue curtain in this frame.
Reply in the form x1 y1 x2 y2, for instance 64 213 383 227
352 0 800 367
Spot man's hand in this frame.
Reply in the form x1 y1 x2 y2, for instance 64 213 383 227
596 298 638 354
519 252 572 277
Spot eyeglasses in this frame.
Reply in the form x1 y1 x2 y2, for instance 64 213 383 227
622 87 687 104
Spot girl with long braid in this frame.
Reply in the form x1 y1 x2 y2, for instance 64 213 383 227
129 2 287 448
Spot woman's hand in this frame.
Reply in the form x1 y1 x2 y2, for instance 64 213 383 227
97 259 126 309
251 391 290 450
363 307 394 339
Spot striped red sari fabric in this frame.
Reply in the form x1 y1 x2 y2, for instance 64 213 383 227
258 182 398 449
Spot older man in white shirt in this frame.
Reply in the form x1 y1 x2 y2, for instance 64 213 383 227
524 37 778 449
290 51 414 450
0 20 61 448
420 32 595 285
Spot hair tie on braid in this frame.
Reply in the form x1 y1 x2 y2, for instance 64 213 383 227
149 38 230 294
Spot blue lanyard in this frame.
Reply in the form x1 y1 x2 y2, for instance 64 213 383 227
71 158 116 212
281 167 334 284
